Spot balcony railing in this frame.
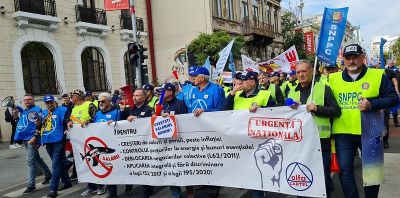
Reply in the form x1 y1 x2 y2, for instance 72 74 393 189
120 15 144 32
242 18 275 38
75 5 107 25
14 0 57 17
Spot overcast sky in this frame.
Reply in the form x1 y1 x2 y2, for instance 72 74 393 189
281 0 400 54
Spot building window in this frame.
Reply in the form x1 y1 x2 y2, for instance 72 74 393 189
252 0 258 21
267 4 271 25
124 51 135 86
213 0 222 17
21 42 59 95
226 0 234 20
274 7 279 32
81 47 110 91
242 1 249 20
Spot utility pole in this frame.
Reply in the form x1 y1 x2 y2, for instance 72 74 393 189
298 0 304 29
130 0 142 87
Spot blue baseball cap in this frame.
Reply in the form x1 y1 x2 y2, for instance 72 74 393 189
269 71 280 77
188 65 199 76
239 71 258 81
84 91 92 97
142 84 154 91
43 95 55 102
190 66 210 76
161 83 176 92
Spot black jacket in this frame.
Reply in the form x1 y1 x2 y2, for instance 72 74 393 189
162 97 188 115
262 84 285 106
293 82 341 150
121 104 153 119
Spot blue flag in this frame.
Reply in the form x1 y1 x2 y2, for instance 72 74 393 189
380 38 387 69
228 52 236 77
203 56 211 73
316 7 349 66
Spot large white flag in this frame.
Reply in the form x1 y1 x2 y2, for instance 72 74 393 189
69 106 326 197
259 46 299 73
241 55 260 73
213 39 235 78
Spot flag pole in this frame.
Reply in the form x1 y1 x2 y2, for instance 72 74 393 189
309 56 318 103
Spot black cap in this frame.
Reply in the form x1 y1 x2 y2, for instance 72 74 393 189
161 83 176 92
343 44 364 57
268 71 280 77
142 84 154 91
239 71 258 81
61 93 69 98
234 72 243 79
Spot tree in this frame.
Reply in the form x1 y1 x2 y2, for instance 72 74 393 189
281 11 306 59
187 31 245 66
392 37 400 65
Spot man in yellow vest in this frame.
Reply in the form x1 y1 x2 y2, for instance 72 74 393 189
66 90 101 195
259 71 285 106
224 71 275 198
85 91 98 109
287 60 341 198
143 84 159 110
329 44 398 198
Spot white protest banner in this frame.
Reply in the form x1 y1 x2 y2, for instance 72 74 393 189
70 106 326 197
259 46 299 73
213 39 235 78
241 55 260 73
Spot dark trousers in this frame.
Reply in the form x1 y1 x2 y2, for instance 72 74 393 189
46 142 71 192
10 123 17 144
384 109 390 142
335 134 380 198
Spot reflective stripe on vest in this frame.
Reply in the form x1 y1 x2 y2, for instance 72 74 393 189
287 82 331 138
267 84 277 104
224 86 231 97
71 101 92 124
93 100 99 108
280 83 287 97
329 68 383 135
233 90 271 110
148 96 158 109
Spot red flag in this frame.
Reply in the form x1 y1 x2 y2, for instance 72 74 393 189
104 0 130 11
172 69 179 80
304 32 315 55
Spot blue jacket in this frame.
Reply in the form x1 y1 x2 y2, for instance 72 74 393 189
94 107 121 122
14 106 42 141
339 66 399 110
181 83 195 108
188 82 226 113
41 106 67 144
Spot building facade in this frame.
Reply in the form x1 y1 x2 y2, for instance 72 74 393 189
0 0 153 142
0 0 284 142
370 35 400 59
302 14 358 55
151 0 284 81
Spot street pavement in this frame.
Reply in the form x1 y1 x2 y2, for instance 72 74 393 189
1 122 399 198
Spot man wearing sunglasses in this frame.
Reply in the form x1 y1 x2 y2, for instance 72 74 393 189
93 92 121 197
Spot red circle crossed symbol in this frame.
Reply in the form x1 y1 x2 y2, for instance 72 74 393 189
83 137 113 178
